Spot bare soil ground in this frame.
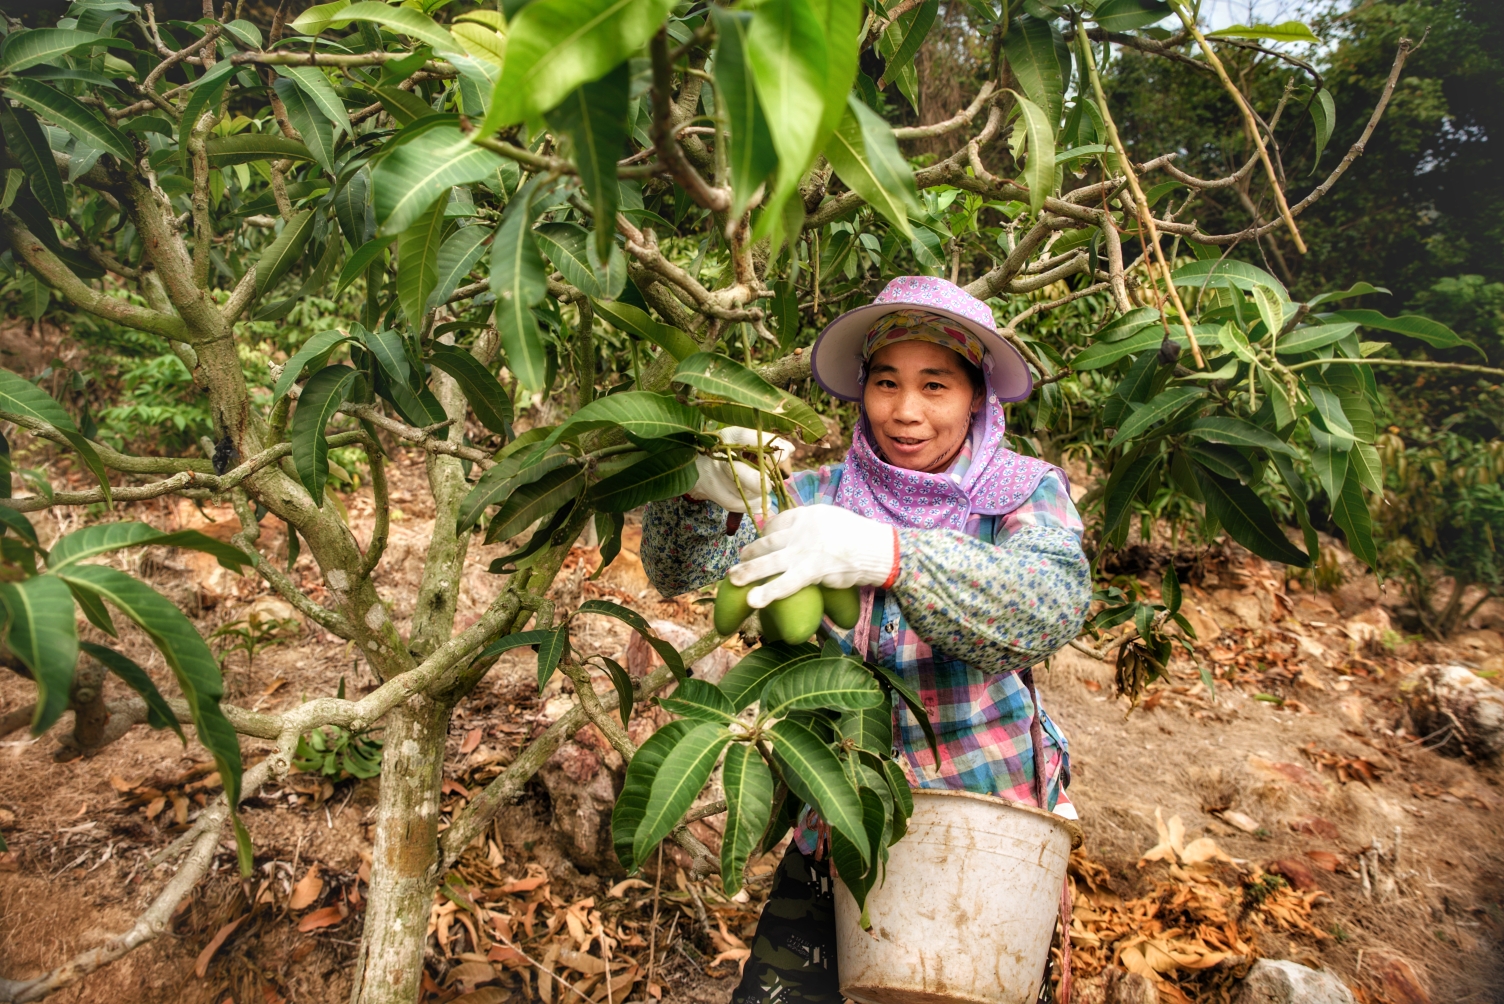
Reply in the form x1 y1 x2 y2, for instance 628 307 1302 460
1 445 1501 1004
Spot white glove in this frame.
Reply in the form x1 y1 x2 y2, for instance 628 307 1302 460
729 505 899 608
687 427 794 515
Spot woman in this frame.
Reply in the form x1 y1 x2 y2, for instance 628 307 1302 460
640 276 1092 1004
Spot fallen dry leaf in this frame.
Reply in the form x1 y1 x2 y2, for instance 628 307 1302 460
488 945 525 966
452 990 509 1004
194 916 246 978
1268 858 1321 892
500 875 549 895
297 905 346 932
460 728 483 755
607 878 652 898
1377 955 1431 1004
289 865 323 910
442 779 472 799
1138 808 1185 867
445 961 496 990
1288 816 1341 841
262 678 288 696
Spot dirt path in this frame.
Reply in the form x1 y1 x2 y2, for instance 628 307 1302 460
1 451 1500 1004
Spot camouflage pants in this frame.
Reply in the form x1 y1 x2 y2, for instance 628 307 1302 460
732 848 842 1004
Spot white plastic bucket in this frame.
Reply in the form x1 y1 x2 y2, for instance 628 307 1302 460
834 788 1082 1004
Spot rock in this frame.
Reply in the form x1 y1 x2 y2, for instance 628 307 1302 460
1373 954 1429 1004
248 594 298 624
537 741 622 873
1073 967 1159 1004
1213 588 1273 629
1402 664 1504 761
1267 858 1321 891
1234 959 1355 1004
1342 607 1391 646
1218 810 1262 833
1455 629 1504 656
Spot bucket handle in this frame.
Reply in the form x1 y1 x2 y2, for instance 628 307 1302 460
1021 667 1048 811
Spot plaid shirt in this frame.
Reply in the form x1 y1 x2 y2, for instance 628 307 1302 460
640 463 1091 818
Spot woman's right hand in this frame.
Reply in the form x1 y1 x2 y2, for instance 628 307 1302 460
687 427 794 514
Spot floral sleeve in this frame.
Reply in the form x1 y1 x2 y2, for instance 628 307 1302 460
639 496 759 597
889 471 1091 671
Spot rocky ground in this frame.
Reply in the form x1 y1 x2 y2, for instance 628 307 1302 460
0 446 1501 1004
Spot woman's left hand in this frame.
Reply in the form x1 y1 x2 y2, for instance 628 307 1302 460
728 506 900 609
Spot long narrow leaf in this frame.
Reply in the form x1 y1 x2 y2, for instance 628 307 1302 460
612 720 694 871
81 641 184 740
769 718 868 863
720 743 774 895
428 344 513 436
633 722 732 867
0 368 110 503
290 365 357 505
48 522 250 572
0 574 79 735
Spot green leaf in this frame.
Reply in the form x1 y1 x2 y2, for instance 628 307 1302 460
316 2 461 52
481 0 676 131
1102 452 1159 540
592 301 699 360
490 179 550 390
613 720 694 871
1005 90 1056 215
837 695 893 754
711 7 778 220
879 0 937 88
273 329 350 399
588 446 698 511
1276 322 1361 355
600 655 635 729
1252 285 1285 341
1073 324 1194 370
824 97 919 238
0 107 67 218
1005 15 1067 127
717 644 819 712
545 63 628 262
542 390 702 451
1161 562 1182 614
290 365 357 505
81 641 184 740
1350 442 1382 495
1171 258 1287 300
633 722 733 866
576 599 687 680
287 0 352 35
533 221 602 296
1308 384 1355 446
473 628 555 664
488 466 585 541
1185 417 1297 456
253 210 317 298
427 224 490 310
58 564 242 804
1309 87 1335 166
720 743 774 895
1325 309 1478 354
2 79 132 161
0 28 108 73
48 522 250 572
1109 387 1206 448
674 353 825 439
370 84 434 127
0 508 38 548
828 786 886 915
1206 21 1320 43
1196 468 1310 567
372 125 505 237
0 368 110 504
206 133 316 167
1091 0 1171 32
760 656 885 717
272 77 336 175
396 196 446 329
456 449 575 534
336 235 395 296
747 0 829 225
658 678 738 723
428 344 512 436
0 574 78 735
1330 467 1376 569
276 66 353 141
818 0 864 147
1309 444 1346 502
536 624 570 690
769 718 868 862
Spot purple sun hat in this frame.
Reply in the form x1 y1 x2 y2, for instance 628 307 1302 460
809 275 1033 403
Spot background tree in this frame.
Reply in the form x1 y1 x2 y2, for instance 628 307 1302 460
0 0 1494 1000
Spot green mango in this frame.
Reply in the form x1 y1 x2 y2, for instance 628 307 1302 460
820 585 861 629
713 577 756 636
761 584 825 643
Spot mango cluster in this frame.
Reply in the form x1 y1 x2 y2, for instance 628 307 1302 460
714 578 861 641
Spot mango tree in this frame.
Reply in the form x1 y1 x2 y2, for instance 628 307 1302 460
0 0 1490 999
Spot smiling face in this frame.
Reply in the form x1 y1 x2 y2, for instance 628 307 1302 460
861 339 985 473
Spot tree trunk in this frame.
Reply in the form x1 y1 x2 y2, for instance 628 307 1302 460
349 692 452 1004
